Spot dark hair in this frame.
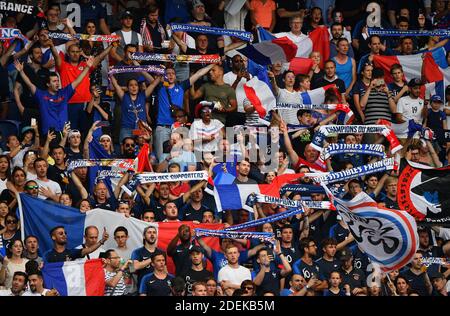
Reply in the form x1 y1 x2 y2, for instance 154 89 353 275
77 198 92 209
321 237 338 248
400 36 414 44
24 235 39 244
114 226 128 236
297 109 311 118
330 22 343 29
124 44 138 52
49 225 65 237
168 162 181 170
299 237 314 253
390 63 403 74
121 137 135 145
281 225 294 233
282 70 295 80
7 239 24 258
33 157 47 169
104 249 116 259
336 37 349 46
372 67 384 79
232 289 246 296
256 247 269 258
397 16 409 24
324 59 336 67
51 145 66 155
148 4 159 14
25 260 41 276
13 271 28 283
369 35 381 44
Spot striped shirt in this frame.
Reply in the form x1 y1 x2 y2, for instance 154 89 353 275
363 90 392 124
104 269 127 296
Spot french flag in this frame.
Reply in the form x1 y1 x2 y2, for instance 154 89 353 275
257 26 330 68
20 194 223 275
238 35 298 65
236 76 276 118
42 259 105 296
373 47 449 99
301 84 337 104
212 173 305 213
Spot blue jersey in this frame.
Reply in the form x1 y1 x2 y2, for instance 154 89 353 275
139 272 174 296
292 258 324 281
156 80 190 125
35 85 74 134
121 91 147 129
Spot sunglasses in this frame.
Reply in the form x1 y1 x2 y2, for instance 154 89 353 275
244 286 254 290
26 185 39 190
6 219 18 224
125 143 135 148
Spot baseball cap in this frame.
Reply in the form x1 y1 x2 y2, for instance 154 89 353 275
430 94 443 103
430 272 446 280
121 10 133 19
408 78 423 87
21 126 34 135
192 0 205 8
189 245 203 254
339 248 353 261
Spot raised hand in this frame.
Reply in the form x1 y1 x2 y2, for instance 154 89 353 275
86 56 95 68
14 60 24 72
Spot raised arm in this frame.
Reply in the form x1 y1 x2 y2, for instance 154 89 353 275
92 44 114 68
70 170 89 200
72 56 94 90
182 180 207 203
145 75 162 98
0 39 18 67
110 74 125 100
47 39 62 69
171 33 188 53
196 236 213 258
14 60 36 95
280 120 299 166
81 228 109 257
189 64 214 86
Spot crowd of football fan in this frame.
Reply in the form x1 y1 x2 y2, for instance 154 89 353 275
0 0 449 296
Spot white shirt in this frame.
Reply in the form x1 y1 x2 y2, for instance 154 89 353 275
35 178 62 200
218 264 252 286
0 178 7 194
0 289 21 296
112 30 143 46
23 289 50 296
276 89 303 125
396 96 425 138
189 119 224 152
114 246 133 261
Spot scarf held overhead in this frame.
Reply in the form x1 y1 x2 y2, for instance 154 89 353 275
170 23 253 42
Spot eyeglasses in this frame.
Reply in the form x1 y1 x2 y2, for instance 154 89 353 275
244 286 254 290
25 185 39 190
6 220 18 224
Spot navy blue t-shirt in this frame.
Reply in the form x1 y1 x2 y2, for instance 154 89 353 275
43 247 83 263
139 272 174 296
292 258 324 281
131 246 165 286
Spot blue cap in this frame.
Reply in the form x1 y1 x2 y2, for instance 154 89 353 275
431 95 443 103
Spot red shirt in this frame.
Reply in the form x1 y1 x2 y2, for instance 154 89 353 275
57 52 92 104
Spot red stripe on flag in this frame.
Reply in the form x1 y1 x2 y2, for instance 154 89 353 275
136 143 153 172
422 52 444 83
273 37 298 62
373 55 402 84
83 259 105 296
289 57 314 75
309 26 330 69
156 222 224 274
243 84 266 118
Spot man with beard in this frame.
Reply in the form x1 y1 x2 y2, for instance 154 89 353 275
43 225 109 263
329 23 354 59
280 273 316 296
120 137 137 159
167 224 196 276
182 246 213 295
131 226 165 288
401 251 432 296
233 159 257 184
14 43 50 126
339 248 367 296
292 237 327 293
0 272 27 296
24 270 58 296
34 158 62 202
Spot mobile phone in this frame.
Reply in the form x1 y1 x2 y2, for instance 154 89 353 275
31 118 36 126
377 79 385 86
97 121 110 127
128 262 136 273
